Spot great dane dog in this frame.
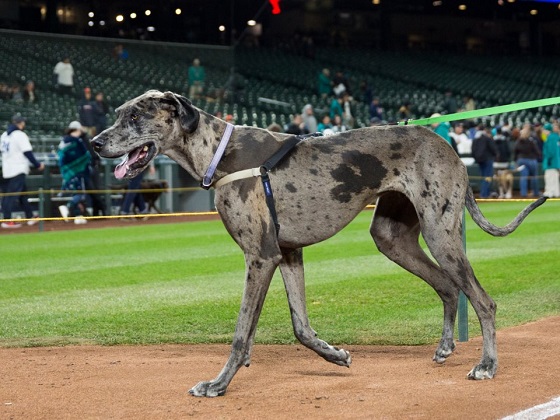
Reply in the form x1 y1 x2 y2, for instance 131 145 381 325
92 90 546 397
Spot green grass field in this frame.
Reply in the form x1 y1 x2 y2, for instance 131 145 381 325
1 201 559 348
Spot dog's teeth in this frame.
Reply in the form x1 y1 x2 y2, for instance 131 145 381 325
143 146 148 152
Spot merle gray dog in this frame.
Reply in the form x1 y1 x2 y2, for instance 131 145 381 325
92 90 546 397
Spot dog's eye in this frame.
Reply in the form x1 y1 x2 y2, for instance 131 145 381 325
130 114 139 122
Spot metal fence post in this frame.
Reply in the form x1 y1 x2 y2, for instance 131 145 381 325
38 188 45 232
458 208 468 341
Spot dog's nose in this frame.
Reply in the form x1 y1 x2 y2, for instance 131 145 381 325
92 136 105 153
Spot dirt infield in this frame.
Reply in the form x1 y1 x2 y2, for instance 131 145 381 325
1 317 559 419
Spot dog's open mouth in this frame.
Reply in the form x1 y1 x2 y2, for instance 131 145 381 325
114 142 157 179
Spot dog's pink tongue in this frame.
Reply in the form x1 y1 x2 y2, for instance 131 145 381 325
114 148 143 179
114 155 129 179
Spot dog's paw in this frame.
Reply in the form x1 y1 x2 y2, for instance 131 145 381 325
432 340 456 364
189 381 227 398
467 361 497 380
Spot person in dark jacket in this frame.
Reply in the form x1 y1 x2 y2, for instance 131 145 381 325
57 121 92 221
471 124 498 198
78 87 97 137
93 91 109 135
514 123 542 197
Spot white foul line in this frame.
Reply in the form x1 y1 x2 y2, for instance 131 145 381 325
501 396 560 420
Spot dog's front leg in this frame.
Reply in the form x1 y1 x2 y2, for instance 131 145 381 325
279 248 351 367
189 251 281 397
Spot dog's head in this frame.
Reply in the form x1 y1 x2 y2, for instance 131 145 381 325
92 90 199 179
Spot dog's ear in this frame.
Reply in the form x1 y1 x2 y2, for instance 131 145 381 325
162 91 200 134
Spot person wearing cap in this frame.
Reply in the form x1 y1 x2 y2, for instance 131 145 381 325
57 121 92 223
541 122 560 197
78 87 97 137
1 115 45 228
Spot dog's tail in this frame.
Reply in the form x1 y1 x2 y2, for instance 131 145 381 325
465 186 547 237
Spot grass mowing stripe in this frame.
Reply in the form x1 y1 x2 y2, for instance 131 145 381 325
0 201 558 347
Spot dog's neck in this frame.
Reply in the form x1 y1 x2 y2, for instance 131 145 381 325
165 109 286 184
165 110 231 182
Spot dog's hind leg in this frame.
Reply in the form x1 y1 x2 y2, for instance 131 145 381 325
371 192 459 363
421 209 498 380
189 230 282 397
279 248 352 367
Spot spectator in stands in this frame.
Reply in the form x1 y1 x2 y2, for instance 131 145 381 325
93 91 109 135
398 101 412 121
188 58 206 99
11 84 23 104
332 114 347 133
78 87 97 137
443 90 458 115
541 122 560 197
449 123 472 156
341 92 354 128
318 68 332 100
514 123 541 198
301 104 318 134
53 57 75 95
1 115 45 228
369 97 383 122
57 121 92 223
22 81 38 104
285 114 305 135
472 124 498 199
332 71 350 96
430 113 456 154
223 68 245 103
317 114 333 133
359 80 373 106
329 94 344 121
119 164 156 220
0 83 11 100
461 94 476 112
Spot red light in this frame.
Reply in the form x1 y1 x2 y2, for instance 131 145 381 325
269 0 281 14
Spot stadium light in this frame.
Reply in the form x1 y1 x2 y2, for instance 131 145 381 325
145 10 151 16
458 4 467 10
247 19 256 26
147 26 155 31
130 12 137 19
99 20 106 26
116 15 124 22
530 9 538 15
175 8 182 15
88 21 94 27
218 25 226 32
88 12 94 18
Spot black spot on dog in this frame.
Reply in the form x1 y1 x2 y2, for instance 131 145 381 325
311 154 319 161
393 168 401 176
442 199 450 215
259 220 280 259
330 151 388 203
286 183 297 193
425 180 431 190
309 168 318 176
390 153 402 160
390 142 403 151
421 190 430 198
